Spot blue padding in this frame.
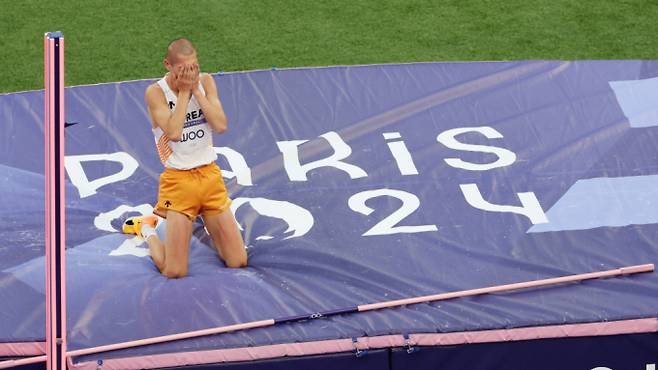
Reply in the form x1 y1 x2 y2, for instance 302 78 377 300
529 175 658 233
610 76 658 127
0 61 657 366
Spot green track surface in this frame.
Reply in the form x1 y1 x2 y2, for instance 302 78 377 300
1 0 656 93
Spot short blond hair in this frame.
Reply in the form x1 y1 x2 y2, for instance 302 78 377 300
166 38 196 63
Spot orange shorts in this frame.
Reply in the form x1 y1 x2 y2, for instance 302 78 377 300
154 162 232 220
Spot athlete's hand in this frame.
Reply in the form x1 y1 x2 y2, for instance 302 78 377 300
176 64 199 92
175 64 192 91
171 65 185 91
189 63 202 95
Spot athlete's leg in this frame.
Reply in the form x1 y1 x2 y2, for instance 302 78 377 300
123 215 169 272
145 233 166 272
202 209 247 268
156 210 194 278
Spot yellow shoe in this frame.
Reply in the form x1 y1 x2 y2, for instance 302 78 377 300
122 215 158 238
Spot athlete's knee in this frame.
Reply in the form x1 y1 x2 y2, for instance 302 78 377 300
225 253 248 268
162 270 188 279
162 265 188 278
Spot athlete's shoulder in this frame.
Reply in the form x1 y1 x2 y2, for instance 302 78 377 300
145 82 167 106
200 73 219 94
146 80 163 93
199 72 214 84
146 81 165 97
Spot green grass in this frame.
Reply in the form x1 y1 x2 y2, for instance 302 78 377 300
1 0 657 93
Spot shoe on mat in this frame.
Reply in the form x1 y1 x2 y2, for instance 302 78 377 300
122 215 158 238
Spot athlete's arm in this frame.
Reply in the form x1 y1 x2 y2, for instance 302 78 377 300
193 72 228 134
145 76 192 142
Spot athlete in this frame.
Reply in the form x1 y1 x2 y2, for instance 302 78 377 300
122 38 248 278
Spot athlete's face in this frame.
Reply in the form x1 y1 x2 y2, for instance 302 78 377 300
164 52 199 76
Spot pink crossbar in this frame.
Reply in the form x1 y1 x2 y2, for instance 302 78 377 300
0 342 46 357
67 317 658 370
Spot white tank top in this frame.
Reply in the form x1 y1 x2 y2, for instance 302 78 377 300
153 74 218 170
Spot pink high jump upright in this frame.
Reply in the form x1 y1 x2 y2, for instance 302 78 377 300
44 31 67 370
